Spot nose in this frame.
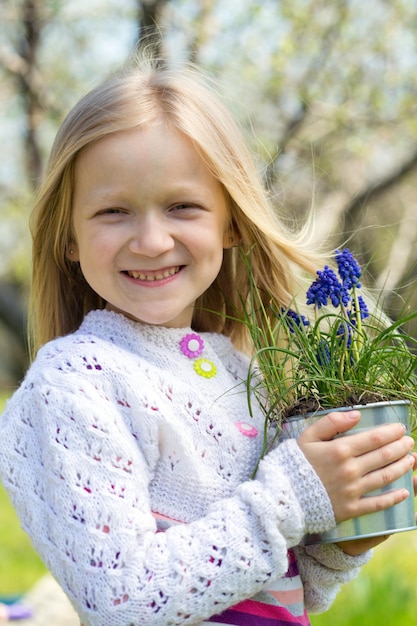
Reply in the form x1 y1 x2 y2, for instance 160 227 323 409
128 214 175 257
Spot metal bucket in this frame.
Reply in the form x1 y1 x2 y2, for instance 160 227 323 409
279 400 416 545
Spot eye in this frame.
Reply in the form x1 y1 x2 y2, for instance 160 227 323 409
168 202 202 213
170 203 191 211
95 208 128 217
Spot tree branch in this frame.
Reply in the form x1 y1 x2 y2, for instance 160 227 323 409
342 148 417 235
135 0 169 55
265 0 349 190
0 280 28 380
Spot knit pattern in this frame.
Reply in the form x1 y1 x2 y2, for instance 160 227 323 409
154 514 310 625
0 310 366 625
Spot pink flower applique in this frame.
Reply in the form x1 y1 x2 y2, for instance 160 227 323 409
180 333 204 358
235 422 258 437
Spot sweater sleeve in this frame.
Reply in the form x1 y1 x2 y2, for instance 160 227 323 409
255 439 336 535
293 544 372 613
259 438 371 614
0 361 343 626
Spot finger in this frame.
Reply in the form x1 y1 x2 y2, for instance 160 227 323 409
334 423 410 458
356 435 415 476
344 485 410 521
299 410 361 443
337 534 390 556
360 454 415 495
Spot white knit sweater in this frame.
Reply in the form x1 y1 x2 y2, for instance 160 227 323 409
0 310 369 625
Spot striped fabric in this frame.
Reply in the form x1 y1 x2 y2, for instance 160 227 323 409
153 512 310 626
202 549 309 625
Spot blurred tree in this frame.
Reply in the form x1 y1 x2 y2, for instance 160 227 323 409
0 0 48 381
135 0 169 52
1 0 417 385
0 0 137 382
162 0 417 326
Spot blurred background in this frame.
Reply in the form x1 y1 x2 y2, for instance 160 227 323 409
1 1 417 624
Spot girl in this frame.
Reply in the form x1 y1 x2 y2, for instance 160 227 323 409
0 54 415 626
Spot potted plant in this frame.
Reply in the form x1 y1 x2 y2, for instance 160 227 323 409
242 248 417 544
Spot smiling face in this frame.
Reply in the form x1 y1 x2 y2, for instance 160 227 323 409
70 123 234 328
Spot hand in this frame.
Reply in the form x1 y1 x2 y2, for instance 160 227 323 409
338 451 417 555
297 410 414 526
334 533 390 555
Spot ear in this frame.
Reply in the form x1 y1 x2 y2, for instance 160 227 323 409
223 224 241 249
65 242 79 262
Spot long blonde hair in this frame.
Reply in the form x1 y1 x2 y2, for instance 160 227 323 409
29 53 320 356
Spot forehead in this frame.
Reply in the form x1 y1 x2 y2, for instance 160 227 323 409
76 123 203 172
72 124 226 205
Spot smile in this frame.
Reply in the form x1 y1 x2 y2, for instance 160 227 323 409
126 266 181 281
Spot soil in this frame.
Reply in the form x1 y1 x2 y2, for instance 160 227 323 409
280 391 391 420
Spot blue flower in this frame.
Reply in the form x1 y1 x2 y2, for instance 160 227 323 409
337 322 353 347
356 295 369 320
283 308 310 332
348 295 370 326
306 266 350 309
335 248 362 290
316 339 331 366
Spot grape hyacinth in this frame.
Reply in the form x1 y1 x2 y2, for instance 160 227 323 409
337 321 353 347
243 240 417 470
316 339 331 366
354 294 369 320
303 249 369 367
335 248 362 289
283 308 310 333
306 266 350 309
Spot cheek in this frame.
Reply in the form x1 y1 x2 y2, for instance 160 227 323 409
76 237 115 282
192 220 228 250
191 236 225 266
78 230 116 259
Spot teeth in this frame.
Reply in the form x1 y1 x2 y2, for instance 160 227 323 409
128 267 179 281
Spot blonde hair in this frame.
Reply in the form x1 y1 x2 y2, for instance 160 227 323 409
29 53 320 356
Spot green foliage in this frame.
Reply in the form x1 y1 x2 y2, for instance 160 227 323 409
310 528 417 626
243 249 417 429
0 392 47 594
0 483 47 595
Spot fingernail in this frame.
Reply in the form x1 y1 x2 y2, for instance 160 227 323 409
406 436 414 449
347 410 361 419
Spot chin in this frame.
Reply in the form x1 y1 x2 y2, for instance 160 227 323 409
106 302 192 328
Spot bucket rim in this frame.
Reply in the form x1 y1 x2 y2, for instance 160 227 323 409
285 399 411 422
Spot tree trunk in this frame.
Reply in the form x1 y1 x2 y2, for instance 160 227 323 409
17 0 43 188
135 0 169 55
